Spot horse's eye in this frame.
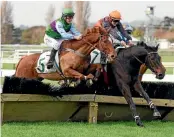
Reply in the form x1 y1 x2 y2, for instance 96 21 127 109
148 55 154 60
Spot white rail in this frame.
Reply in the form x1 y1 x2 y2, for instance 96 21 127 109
1 49 43 68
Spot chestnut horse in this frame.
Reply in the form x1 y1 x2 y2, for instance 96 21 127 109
14 27 116 85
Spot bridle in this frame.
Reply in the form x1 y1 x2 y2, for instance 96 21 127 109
131 48 159 73
63 34 110 58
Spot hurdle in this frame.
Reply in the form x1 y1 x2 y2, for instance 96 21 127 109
1 94 174 124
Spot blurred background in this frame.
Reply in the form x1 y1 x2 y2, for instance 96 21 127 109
1 1 174 89
1 1 174 46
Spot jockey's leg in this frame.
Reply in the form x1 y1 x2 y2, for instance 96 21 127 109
44 34 61 69
47 48 57 69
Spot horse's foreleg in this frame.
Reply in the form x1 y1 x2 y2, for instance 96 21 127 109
86 64 102 81
94 65 102 81
118 80 144 127
133 81 161 118
64 68 94 87
138 64 148 81
84 64 102 87
64 68 94 80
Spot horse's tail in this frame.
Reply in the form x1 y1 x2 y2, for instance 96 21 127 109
13 55 28 77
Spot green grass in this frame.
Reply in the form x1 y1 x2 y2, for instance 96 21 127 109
160 56 174 62
1 121 174 137
145 68 174 74
2 63 16 69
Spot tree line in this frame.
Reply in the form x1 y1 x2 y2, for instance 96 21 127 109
1 1 174 44
1 1 91 44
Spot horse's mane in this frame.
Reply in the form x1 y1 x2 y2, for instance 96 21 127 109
117 45 147 59
62 27 107 46
137 41 159 52
83 26 108 36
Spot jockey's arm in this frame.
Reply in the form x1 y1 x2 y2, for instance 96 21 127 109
110 29 127 47
70 24 81 36
55 21 74 39
110 28 123 42
117 22 132 41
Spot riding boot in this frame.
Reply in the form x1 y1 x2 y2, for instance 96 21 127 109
47 48 57 69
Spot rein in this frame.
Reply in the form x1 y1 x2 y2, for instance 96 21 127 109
131 47 158 73
62 48 86 57
63 34 108 58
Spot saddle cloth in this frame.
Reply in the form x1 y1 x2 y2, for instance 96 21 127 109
36 49 107 74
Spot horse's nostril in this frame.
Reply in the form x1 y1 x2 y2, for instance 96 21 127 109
158 73 163 77
111 55 115 58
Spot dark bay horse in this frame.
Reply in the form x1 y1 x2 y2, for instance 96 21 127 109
138 42 163 81
14 27 116 84
106 41 166 127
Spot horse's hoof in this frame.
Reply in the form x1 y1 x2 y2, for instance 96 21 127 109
153 111 161 118
135 118 144 127
70 82 75 87
86 79 93 87
72 80 81 87
93 77 98 81
136 121 144 127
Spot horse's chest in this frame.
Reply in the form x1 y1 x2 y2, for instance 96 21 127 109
61 53 90 72
75 59 90 72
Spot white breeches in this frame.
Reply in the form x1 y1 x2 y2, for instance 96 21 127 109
44 34 67 50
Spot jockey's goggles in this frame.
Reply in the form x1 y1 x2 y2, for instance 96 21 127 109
65 16 74 19
112 20 120 23
111 18 120 23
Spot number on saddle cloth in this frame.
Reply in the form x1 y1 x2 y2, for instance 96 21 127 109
36 51 60 74
90 49 107 65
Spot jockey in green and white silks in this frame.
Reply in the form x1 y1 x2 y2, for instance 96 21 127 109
44 8 82 69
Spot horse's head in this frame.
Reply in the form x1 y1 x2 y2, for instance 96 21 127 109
83 27 116 62
138 41 166 79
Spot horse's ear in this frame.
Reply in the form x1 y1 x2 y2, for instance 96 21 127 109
85 28 91 34
140 41 145 46
99 26 108 34
144 42 148 49
155 44 159 51
137 41 144 46
91 27 95 33
94 27 100 33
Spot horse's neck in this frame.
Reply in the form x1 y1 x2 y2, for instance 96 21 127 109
62 37 95 49
62 40 84 50
126 47 147 73
131 47 147 63
118 47 146 69
77 44 95 56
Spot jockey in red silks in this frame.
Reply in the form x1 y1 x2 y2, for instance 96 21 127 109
44 8 82 69
94 10 134 47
